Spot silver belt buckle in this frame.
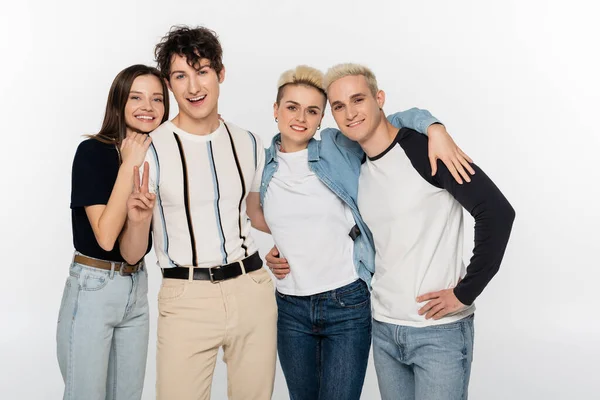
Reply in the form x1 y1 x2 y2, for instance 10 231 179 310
120 261 142 276
119 263 132 276
208 265 222 283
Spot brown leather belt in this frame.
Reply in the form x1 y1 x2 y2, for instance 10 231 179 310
74 254 143 276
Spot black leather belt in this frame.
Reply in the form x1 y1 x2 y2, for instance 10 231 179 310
162 252 263 282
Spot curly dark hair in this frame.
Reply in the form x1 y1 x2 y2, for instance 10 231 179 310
155 25 224 81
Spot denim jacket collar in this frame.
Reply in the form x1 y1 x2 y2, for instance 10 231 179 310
265 133 321 164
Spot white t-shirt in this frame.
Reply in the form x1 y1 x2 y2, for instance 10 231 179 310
145 120 264 269
358 132 474 327
263 148 358 296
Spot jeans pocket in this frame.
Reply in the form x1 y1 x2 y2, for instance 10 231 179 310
334 281 370 309
79 272 109 292
158 280 188 302
430 313 474 330
428 320 463 330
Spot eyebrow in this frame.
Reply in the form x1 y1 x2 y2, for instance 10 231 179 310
129 91 164 96
331 92 368 107
285 100 322 111
170 64 211 76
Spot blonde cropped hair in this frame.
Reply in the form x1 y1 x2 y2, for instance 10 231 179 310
323 63 379 97
276 65 326 105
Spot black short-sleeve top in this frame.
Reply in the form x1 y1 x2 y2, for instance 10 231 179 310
70 138 152 262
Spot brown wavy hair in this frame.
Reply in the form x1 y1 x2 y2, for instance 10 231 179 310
91 64 170 145
154 25 224 81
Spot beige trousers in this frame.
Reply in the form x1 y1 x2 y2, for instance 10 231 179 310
156 267 277 400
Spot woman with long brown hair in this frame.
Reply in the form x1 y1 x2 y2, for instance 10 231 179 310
56 64 169 400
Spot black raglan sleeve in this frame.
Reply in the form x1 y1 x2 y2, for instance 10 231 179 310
398 128 516 305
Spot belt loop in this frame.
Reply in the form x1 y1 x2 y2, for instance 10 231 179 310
238 260 246 275
109 262 116 279
188 266 194 282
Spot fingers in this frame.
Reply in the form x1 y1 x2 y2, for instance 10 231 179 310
416 291 441 303
453 159 472 183
458 154 475 176
141 162 150 193
134 133 147 145
458 147 474 164
128 198 148 210
265 246 290 277
133 165 141 193
121 134 151 167
418 298 442 316
140 192 154 207
270 263 289 272
265 246 288 267
266 257 289 269
269 254 290 278
146 193 156 208
429 155 438 176
129 193 154 209
270 265 290 279
417 289 465 320
452 147 475 182
137 193 153 208
265 250 276 264
426 303 447 320
142 134 152 150
141 193 156 211
124 133 152 149
443 157 463 185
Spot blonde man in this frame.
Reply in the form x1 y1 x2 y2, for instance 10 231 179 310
322 63 515 400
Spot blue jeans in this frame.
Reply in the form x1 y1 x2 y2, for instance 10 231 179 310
373 315 475 400
276 279 372 400
56 259 150 400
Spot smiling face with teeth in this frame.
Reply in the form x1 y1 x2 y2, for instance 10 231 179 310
327 74 386 145
274 84 326 153
124 74 166 135
168 54 224 134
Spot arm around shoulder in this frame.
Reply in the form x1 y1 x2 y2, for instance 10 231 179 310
387 108 440 134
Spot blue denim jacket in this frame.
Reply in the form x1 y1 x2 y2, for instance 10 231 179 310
259 108 440 287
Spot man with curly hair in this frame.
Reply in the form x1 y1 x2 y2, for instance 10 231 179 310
120 26 276 400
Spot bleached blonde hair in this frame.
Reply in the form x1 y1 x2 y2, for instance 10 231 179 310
276 65 326 105
323 63 379 97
